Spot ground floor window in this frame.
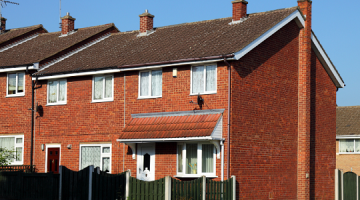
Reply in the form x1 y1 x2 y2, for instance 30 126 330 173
80 144 111 172
177 143 216 177
339 139 360 153
0 135 24 165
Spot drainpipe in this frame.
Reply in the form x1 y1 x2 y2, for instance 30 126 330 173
30 75 42 172
224 57 231 179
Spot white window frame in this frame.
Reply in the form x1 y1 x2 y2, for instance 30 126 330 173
47 79 67 105
79 143 112 173
6 72 25 97
190 64 217 95
176 142 216 178
92 75 114 103
138 69 162 99
45 144 61 173
339 139 360 154
0 135 24 165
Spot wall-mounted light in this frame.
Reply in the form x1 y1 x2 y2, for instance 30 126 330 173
173 68 177 77
41 144 44 151
67 144 72 149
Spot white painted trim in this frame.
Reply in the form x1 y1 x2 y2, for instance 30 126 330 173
190 64 217 95
38 33 111 73
47 79 67 106
234 10 305 60
6 72 25 97
79 143 112 173
33 69 121 80
117 136 224 143
91 74 114 103
45 144 61 173
336 135 360 139
311 33 345 88
0 34 39 52
0 66 36 73
0 135 24 165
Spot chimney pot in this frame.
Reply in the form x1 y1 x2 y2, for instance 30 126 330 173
60 12 76 35
139 9 154 33
232 0 248 21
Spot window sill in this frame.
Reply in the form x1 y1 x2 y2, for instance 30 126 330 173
91 99 114 103
190 92 217 96
174 175 218 178
338 152 360 154
6 94 25 98
137 96 162 100
46 103 67 106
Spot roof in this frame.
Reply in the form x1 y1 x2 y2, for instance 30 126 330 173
34 7 298 76
0 23 116 68
0 24 46 47
119 113 222 139
337 106 360 136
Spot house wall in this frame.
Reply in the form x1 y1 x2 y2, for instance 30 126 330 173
309 49 337 199
336 140 360 174
230 21 300 199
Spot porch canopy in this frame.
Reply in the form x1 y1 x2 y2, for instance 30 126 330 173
117 109 224 159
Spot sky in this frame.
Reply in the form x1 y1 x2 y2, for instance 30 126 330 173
1 0 359 106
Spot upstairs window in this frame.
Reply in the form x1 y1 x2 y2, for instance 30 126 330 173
47 79 67 105
139 69 162 98
191 64 216 95
339 139 360 153
7 72 25 97
92 75 113 102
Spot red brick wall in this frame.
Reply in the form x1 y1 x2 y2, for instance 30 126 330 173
309 49 336 199
140 16 153 33
230 21 300 199
61 19 75 35
232 1 247 21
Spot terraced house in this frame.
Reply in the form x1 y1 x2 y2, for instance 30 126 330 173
0 0 344 199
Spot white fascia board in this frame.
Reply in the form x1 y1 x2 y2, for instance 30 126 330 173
336 135 360 139
311 33 345 88
0 65 36 72
117 136 225 143
32 69 121 80
234 10 305 60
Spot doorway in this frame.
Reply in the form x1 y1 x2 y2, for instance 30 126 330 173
137 144 155 181
47 147 60 174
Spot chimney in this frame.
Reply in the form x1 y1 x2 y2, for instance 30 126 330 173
296 0 312 199
139 9 154 33
232 0 248 21
60 12 76 35
0 17 6 34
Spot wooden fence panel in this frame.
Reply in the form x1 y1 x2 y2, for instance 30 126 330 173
343 172 357 200
128 177 165 200
171 177 203 200
91 170 126 200
60 166 90 200
205 177 233 200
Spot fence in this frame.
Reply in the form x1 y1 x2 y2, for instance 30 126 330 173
128 176 165 199
0 165 36 172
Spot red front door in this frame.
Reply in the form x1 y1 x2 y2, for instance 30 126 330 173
47 148 60 174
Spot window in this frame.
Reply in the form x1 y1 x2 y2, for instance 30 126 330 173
7 72 25 96
92 75 113 102
139 69 162 98
339 139 360 153
0 135 24 165
177 143 216 177
191 64 216 95
80 144 111 172
47 79 67 105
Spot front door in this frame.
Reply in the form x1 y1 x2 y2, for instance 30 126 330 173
137 144 155 181
47 148 60 174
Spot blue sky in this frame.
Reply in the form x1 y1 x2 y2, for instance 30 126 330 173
1 0 359 106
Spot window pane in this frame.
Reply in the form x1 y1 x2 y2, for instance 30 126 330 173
177 145 183 173
355 140 360 152
16 147 22 161
205 65 216 92
192 66 204 94
0 137 15 150
340 139 354 152
140 72 149 96
151 70 162 96
8 73 16 94
17 73 24 93
48 81 58 103
186 144 197 174
59 80 66 102
94 77 103 100
81 146 101 169
102 147 110 153
102 157 110 172
16 138 22 144
202 144 214 173
105 76 112 98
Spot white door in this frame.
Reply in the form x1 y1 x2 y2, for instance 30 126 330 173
137 144 155 181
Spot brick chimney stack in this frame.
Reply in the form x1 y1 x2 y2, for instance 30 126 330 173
0 17 6 34
139 9 154 33
232 0 248 21
60 12 76 35
297 0 312 199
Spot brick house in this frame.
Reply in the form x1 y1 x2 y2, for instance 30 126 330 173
0 0 344 199
336 106 360 174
